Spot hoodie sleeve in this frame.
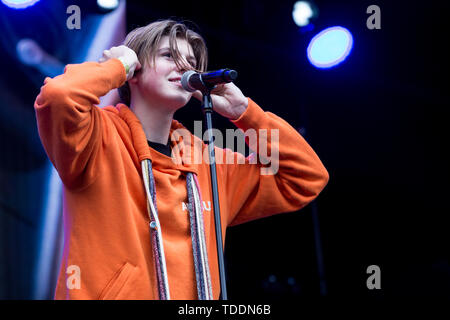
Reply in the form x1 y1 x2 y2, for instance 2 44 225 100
221 98 329 226
34 58 127 189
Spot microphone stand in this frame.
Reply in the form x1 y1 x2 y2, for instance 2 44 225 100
201 86 228 300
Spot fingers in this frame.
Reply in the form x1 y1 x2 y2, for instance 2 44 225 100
99 49 112 63
211 83 226 95
191 84 226 102
192 90 203 101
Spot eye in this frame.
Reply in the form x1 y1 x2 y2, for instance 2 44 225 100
162 52 172 58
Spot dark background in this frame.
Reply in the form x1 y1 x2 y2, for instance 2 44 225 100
0 0 449 299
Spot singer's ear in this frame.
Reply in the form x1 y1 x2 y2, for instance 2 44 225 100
128 72 139 84
128 64 142 84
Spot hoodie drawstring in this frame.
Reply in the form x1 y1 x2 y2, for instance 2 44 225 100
141 159 213 300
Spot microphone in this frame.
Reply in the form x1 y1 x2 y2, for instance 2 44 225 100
181 69 238 92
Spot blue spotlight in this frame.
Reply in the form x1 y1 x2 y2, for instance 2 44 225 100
307 26 353 69
1 0 39 9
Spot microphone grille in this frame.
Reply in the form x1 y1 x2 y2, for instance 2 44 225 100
181 70 197 92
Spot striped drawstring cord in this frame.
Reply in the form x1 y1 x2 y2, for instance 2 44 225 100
141 159 213 300
142 160 170 300
186 172 213 300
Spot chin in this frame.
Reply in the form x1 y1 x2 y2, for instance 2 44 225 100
165 95 191 112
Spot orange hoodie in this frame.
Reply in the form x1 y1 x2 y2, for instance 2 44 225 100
34 58 329 300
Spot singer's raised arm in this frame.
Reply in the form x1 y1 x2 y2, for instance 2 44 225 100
34 59 127 189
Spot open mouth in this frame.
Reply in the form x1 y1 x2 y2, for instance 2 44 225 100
169 77 181 83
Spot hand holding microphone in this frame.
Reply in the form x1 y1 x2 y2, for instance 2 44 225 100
183 69 248 120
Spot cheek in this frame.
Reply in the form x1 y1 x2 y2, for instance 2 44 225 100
152 60 173 76
141 70 164 90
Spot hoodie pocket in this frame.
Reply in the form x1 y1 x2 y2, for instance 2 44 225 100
98 262 137 300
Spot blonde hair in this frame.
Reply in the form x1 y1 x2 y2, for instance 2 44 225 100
118 19 208 105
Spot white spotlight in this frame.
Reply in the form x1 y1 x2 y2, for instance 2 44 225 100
1 0 39 9
97 0 119 10
292 1 314 27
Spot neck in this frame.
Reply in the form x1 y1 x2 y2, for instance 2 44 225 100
130 98 174 145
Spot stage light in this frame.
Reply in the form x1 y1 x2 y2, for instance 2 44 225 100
1 0 39 9
97 0 119 11
292 1 314 27
307 26 353 69
16 39 43 65
16 38 64 77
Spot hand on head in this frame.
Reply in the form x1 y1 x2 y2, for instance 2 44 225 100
100 45 142 81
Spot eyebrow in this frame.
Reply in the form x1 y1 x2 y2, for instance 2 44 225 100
158 47 196 63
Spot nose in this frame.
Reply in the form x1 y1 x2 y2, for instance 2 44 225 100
176 63 191 74
177 65 188 74
175 56 194 74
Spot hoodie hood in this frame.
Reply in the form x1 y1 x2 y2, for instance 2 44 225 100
105 103 203 175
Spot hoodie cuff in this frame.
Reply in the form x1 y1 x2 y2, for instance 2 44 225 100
105 58 127 88
231 98 266 131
